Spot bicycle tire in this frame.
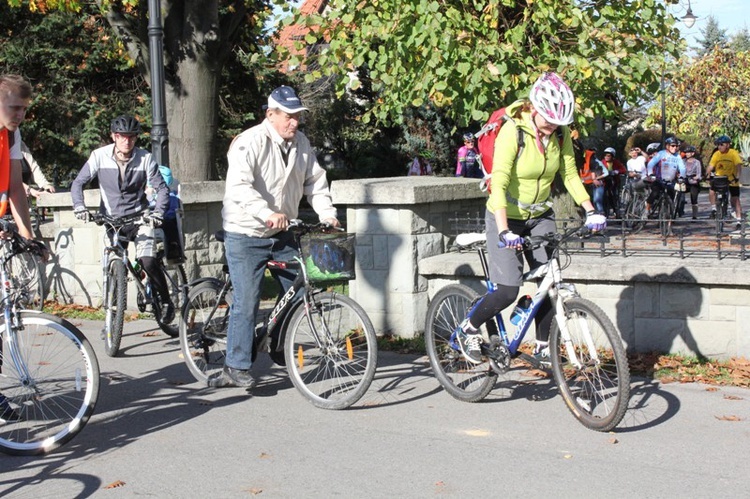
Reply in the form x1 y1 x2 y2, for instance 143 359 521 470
658 194 674 237
618 187 632 221
549 297 630 432
716 194 728 234
179 280 230 383
424 284 496 402
0 312 100 456
6 250 45 311
155 263 187 338
628 194 647 233
285 291 377 410
103 259 127 357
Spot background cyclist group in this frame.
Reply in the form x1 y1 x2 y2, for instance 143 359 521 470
576 135 743 228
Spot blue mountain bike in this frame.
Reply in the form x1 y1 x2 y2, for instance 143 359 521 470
424 223 630 431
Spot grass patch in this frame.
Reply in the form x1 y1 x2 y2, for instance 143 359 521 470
42 302 148 322
377 333 426 355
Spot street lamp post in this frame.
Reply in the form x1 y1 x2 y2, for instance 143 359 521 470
661 0 698 146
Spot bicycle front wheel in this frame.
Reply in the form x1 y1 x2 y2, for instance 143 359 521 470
424 284 496 402
103 259 127 357
658 195 674 237
0 312 100 456
179 280 230 383
285 291 377 410
549 297 630 432
6 250 45 311
155 264 187 338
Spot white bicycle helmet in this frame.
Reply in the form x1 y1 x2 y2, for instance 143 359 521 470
529 72 575 126
604 147 616 155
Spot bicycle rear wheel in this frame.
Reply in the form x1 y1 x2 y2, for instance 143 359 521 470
6 250 45 311
103 259 127 357
155 263 187 338
285 291 377 410
549 297 630 432
179 280 230 383
0 312 100 456
424 284 496 402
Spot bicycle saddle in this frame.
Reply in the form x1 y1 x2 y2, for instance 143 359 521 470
455 233 486 247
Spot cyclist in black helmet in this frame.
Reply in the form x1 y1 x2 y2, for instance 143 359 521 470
71 115 174 324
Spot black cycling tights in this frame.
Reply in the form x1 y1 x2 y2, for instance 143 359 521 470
139 256 170 303
468 284 554 342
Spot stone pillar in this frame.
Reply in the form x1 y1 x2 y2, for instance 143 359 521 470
331 176 486 337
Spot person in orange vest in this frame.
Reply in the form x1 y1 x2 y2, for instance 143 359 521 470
579 148 608 214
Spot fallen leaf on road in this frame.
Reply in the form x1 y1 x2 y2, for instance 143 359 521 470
564 454 573 459
609 437 619 444
464 429 491 437
723 394 743 400
715 415 743 421
705 387 719 392
243 487 263 495
142 330 160 337
104 480 126 489
259 452 272 459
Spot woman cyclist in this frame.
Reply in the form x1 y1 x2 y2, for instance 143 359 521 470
456 72 605 365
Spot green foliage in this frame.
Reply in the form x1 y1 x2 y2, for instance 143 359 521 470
295 0 683 131
730 28 750 53
662 48 750 142
694 15 728 57
0 3 148 186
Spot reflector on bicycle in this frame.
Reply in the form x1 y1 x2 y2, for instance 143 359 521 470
299 233 356 282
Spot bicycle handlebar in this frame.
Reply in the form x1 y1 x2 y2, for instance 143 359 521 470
287 219 345 235
89 212 147 228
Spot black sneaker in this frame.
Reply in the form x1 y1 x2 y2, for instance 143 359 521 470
160 300 175 324
207 366 256 388
0 395 22 422
710 210 716 220
456 330 483 364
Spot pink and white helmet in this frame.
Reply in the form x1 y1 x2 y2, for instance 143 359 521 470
529 72 575 126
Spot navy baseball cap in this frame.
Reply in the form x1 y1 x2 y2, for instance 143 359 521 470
267 86 308 114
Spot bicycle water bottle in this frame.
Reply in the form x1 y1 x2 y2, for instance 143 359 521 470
509 295 532 326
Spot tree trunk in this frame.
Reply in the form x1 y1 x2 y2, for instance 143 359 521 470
166 61 219 182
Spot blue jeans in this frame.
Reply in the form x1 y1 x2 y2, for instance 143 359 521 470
591 184 605 214
224 230 298 371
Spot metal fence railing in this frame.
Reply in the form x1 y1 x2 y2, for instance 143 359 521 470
450 213 750 261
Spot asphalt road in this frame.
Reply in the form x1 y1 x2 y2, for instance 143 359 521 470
1 318 749 498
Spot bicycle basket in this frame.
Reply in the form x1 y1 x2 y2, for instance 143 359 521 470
299 233 356 283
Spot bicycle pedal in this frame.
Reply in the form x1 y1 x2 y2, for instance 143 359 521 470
257 334 271 353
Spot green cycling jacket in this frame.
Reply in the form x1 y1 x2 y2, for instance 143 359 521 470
487 99 590 219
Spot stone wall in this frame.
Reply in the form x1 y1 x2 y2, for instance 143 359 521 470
37 181 227 306
36 175 750 358
331 176 487 335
